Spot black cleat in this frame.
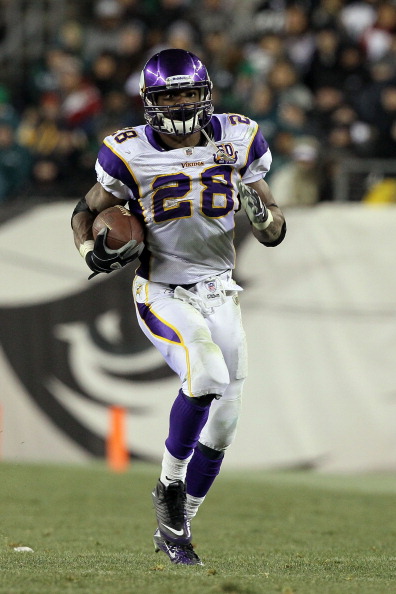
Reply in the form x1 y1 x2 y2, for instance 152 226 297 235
153 529 203 565
152 479 191 544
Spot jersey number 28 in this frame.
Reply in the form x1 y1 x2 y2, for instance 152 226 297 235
151 166 235 223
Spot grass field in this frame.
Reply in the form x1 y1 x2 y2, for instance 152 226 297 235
0 462 395 594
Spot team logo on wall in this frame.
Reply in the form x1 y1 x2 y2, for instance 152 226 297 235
0 203 251 460
0 264 175 460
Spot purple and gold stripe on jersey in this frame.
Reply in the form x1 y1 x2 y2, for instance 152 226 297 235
136 302 181 344
239 125 269 178
211 115 222 141
98 142 140 198
128 198 144 218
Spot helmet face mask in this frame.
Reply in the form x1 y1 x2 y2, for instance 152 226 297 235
140 49 213 136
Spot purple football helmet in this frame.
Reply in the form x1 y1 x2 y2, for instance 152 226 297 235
139 49 213 135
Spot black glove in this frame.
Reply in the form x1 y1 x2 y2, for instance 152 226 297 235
86 228 143 279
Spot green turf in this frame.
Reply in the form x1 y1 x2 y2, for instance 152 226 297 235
0 462 395 594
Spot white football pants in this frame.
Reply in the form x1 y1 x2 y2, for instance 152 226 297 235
132 272 247 451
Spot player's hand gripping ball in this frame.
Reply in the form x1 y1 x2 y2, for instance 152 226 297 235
92 205 144 249
88 205 145 278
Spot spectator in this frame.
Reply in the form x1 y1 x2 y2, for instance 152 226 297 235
380 28 396 66
18 91 88 154
201 29 243 95
116 21 147 79
269 136 326 207
354 58 396 123
304 25 342 91
0 123 32 203
267 129 296 178
55 57 102 134
18 158 69 201
141 0 192 50
277 101 313 137
253 0 286 37
329 104 376 157
188 0 234 39
283 4 316 72
17 93 65 156
56 19 85 56
309 85 346 137
83 0 126 62
336 43 371 102
118 0 153 24
17 91 91 197
339 0 377 41
243 32 285 80
165 20 198 53
0 84 20 129
371 84 396 157
360 1 396 62
155 0 191 32
92 89 142 136
26 47 70 106
267 59 313 112
247 83 279 144
91 52 123 97
311 0 344 31
327 124 356 157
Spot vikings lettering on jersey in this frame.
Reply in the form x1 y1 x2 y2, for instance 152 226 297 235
95 113 272 284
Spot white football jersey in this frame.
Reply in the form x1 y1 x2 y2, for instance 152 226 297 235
95 113 272 284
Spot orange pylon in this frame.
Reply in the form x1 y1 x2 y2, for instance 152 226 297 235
106 406 129 472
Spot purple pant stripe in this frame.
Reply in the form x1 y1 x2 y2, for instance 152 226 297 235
136 301 181 343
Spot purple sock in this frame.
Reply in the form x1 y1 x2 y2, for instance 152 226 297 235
165 390 211 460
186 444 224 498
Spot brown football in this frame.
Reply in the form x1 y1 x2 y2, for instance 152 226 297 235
92 205 144 250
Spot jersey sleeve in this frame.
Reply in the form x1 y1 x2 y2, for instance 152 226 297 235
239 123 272 184
95 137 139 201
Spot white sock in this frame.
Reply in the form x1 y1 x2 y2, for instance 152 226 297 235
186 494 205 520
160 447 193 486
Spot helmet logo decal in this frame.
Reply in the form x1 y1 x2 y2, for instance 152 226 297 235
166 75 194 85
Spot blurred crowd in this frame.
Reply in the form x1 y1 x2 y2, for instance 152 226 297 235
0 0 396 206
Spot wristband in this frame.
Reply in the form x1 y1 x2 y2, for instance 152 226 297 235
79 240 95 259
252 208 273 231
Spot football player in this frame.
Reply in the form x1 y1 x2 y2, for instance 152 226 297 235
71 48 286 565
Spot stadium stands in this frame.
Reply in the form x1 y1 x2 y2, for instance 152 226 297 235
0 0 395 204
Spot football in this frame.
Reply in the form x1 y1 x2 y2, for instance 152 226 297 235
92 205 144 250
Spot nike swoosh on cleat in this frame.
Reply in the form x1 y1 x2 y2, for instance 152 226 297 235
165 547 177 559
162 524 187 536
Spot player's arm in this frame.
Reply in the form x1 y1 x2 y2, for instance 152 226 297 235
238 178 286 247
72 182 124 251
71 182 140 277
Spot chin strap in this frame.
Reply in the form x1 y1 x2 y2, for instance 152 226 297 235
201 127 235 162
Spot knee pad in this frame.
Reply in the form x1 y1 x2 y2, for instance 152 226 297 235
198 379 244 451
183 334 230 398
